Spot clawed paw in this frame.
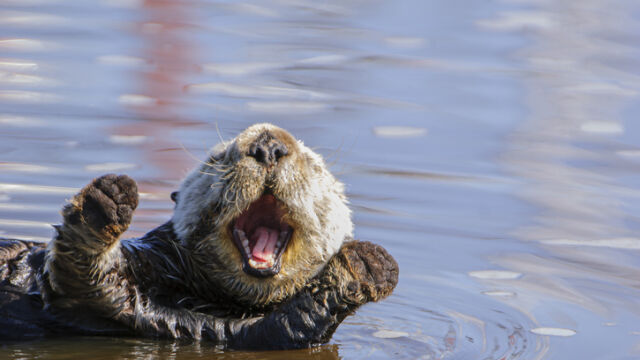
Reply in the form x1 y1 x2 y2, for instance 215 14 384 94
64 174 139 241
338 241 399 304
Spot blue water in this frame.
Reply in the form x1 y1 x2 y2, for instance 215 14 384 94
2 0 640 358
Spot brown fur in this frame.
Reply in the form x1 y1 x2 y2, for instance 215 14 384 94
170 124 353 306
0 124 398 349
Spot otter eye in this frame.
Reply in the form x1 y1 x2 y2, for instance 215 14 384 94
211 151 224 162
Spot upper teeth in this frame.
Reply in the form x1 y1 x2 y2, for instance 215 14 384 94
234 229 251 254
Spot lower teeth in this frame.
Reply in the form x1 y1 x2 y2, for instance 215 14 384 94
236 227 291 270
248 258 273 269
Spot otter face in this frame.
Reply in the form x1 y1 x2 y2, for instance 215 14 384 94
171 123 352 305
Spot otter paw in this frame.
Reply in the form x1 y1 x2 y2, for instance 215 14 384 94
66 174 139 241
339 241 399 304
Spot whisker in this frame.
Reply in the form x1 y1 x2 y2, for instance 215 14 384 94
220 171 235 181
214 121 227 146
224 188 234 204
178 140 219 169
327 134 355 167
198 170 220 177
210 182 224 189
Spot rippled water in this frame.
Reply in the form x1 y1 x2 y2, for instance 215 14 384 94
2 0 640 359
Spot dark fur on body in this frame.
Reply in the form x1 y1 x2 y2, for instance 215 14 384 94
0 223 396 348
0 125 398 349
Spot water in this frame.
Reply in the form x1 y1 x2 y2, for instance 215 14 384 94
1 0 640 358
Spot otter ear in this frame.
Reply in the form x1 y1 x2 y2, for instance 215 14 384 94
211 151 225 162
171 191 179 203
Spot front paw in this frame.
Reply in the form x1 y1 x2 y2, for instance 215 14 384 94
338 241 399 304
64 174 139 242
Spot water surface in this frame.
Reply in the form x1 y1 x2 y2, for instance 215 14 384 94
2 0 640 359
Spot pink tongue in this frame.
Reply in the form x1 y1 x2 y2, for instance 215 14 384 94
251 226 278 262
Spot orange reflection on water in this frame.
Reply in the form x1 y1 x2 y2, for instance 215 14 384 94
116 0 200 176
114 0 202 236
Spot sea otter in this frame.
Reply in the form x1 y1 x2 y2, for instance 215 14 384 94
0 123 398 349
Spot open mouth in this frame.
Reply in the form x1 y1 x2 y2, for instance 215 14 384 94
231 193 293 277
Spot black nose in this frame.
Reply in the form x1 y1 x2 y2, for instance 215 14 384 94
248 132 288 166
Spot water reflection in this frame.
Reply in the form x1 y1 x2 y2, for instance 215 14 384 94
0 337 342 360
2 0 640 358
0 38 52 52
105 0 205 236
482 1 640 357
115 0 197 169
494 3 639 244
0 90 60 103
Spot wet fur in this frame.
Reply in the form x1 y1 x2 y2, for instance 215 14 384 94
0 123 398 349
172 124 353 306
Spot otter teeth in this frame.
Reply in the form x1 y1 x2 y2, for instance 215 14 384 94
234 227 292 270
248 257 273 269
234 229 251 254
234 229 247 242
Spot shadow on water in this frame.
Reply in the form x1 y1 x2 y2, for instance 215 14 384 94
1 0 640 359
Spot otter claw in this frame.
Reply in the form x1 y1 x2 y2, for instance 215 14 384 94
67 174 139 242
339 241 399 304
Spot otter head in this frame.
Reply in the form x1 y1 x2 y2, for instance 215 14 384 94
171 123 352 305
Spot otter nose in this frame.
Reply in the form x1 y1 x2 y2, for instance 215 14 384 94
248 132 288 166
